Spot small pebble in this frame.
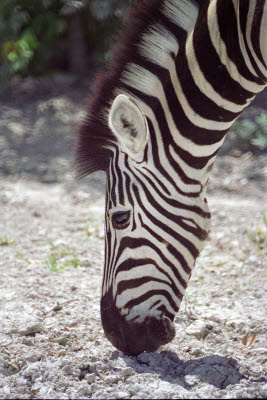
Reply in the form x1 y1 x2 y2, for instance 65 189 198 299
22 338 34 346
62 365 72 375
186 320 209 339
87 373 96 384
19 322 43 336
121 367 133 377
56 337 69 346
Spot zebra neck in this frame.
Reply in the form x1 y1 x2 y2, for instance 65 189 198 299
118 0 266 193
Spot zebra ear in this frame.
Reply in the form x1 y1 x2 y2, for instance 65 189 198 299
108 94 148 157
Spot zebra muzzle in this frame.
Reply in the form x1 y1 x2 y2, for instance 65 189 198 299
101 292 176 356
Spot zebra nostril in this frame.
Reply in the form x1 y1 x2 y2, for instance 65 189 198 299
146 316 176 344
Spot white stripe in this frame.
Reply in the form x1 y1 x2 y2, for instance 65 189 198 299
116 280 180 310
162 0 199 33
139 23 179 69
115 264 172 287
113 245 187 297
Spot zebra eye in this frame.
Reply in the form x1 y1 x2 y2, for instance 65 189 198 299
112 211 131 229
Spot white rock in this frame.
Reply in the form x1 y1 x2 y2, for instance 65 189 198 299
19 321 43 336
186 320 209 339
86 373 95 384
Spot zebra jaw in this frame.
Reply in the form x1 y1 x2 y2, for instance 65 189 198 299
108 94 149 159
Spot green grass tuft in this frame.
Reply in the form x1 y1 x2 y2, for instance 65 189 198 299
245 215 267 253
0 236 15 246
45 241 81 272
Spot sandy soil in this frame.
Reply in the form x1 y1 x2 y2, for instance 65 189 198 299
0 76 266 399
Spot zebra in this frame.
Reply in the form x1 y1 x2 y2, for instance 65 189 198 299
75 0 267 355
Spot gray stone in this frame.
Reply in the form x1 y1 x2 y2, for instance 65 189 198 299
121 367 134 377
56 336 69 346
62 365 72 375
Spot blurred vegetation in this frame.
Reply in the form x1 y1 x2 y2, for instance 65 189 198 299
245 215 267 254
228 113 267 154
0 0 129 83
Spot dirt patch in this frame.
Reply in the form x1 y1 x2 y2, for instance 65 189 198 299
0 174 266 399
0 75 266 399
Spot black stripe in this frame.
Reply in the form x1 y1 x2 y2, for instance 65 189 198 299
114 147 124 205
125 145 199 199
157 304 175 321
251 0 267 69
138 214 192 276
115 257 176 288
110 155 117 205
124 289 179 313
106 231 117 289
116 276 181 302
127 155 210 231
177 43 240 122
193 6 255 103
123 170 137 231
126 153 211 218
132 183 200 259
141 170 211 217
149 299 162 310
239 0 267 82
131 173 208 240
143 167 171 196
217 0 263 84
157 13 188 47
114 235 188 288
104 229 112 290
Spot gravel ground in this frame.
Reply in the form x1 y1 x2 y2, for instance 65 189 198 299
0 76 266 399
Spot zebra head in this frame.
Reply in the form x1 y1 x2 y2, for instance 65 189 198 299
98 94 210 355
76 0 266 356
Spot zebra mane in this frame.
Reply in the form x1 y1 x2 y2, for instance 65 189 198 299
75 0 203 177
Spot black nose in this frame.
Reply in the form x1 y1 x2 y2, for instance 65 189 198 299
101 292 176 356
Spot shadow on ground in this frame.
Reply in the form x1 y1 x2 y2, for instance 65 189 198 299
0 74 91 183
119 351 245 390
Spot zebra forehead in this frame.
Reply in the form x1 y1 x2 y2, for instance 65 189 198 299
75 0 202 177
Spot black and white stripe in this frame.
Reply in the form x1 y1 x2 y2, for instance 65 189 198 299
76 0 266 354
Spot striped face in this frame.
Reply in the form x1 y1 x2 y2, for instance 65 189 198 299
100 95 211 355
76 0 266 356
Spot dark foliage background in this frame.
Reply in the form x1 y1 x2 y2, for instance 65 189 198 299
0 0 266 155
0 0 129 80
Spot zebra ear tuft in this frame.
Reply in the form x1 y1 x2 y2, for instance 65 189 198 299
109 94 148 156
